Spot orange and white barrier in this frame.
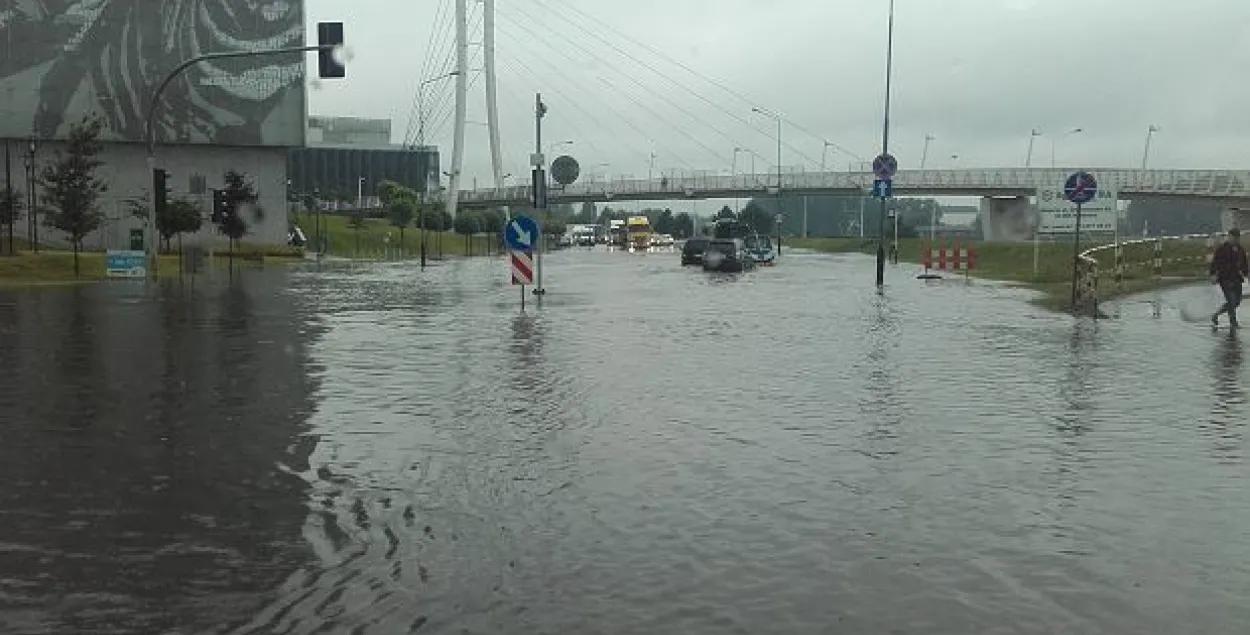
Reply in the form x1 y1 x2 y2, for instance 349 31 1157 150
921 239 977 273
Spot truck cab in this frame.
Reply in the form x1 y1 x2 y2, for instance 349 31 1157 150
626 216 652 250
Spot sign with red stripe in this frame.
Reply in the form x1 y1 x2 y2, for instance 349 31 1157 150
510 249 533 285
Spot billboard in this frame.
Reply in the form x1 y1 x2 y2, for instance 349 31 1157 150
0 1 306 147
1037 184 1119 234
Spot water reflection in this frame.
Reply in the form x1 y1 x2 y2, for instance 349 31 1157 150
0 272 323 635
1205 331 1244 462
856 293 904 459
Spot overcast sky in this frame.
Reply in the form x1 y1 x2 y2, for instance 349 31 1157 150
305 0 1250 210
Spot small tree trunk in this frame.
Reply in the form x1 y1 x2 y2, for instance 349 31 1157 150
72 239 79 276
399 226 405 258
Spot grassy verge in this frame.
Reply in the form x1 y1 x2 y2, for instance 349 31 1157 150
291 212 506 259
785 236 1208 312
0 241 305 287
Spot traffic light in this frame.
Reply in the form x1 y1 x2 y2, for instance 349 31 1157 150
211 189 228 224
317 22 345 79
153 168 170 216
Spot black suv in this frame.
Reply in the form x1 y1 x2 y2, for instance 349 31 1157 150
681 236 710 265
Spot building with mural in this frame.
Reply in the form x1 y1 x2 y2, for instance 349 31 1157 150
0 1 307 249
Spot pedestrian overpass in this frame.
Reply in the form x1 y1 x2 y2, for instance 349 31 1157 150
448 167 1250 239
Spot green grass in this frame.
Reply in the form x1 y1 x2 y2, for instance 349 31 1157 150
785 236 1209 312
292 212 505 259
0 240 305 287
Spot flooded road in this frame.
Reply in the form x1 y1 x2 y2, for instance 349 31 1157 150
1 248 1248 634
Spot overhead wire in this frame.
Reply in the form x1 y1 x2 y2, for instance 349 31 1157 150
404 0 456 146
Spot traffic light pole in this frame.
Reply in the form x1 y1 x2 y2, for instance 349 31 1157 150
144 44 336 277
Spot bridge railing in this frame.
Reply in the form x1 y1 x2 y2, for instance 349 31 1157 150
452 169 1250 204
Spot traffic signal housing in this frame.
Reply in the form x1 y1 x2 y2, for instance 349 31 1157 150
211 189 228 224
153 168 170 217
317 22 345 79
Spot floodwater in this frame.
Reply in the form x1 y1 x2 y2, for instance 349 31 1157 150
0 247 1248 634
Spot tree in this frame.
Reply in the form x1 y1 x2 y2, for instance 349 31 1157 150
739 201 775 234
673 211 693 238
40 114 107 274
388 197 415 251
453 210 481 253
543 217 567 238
576 201 597 223
715 205 736 221
0 186 22 255
162 199 203 252
219 170 258 257
654 208 676 235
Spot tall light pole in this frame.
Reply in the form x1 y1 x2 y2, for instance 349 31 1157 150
1051 127 1082 168
1141 124 1160 169
820 140 837 172
1025 129 1042 167
752 106 783 247
876 0 896 287
920 134 935 169
731 147 746 213
415 71 461 146
648 151 657 182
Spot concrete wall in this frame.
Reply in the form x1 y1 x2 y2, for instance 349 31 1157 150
10 141 289 251
1222 208 1250 233
979 196 1035 242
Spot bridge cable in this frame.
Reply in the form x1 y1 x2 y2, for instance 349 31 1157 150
522 0 860 163
492 18 695 171
404 0 457 146
497 6 724 171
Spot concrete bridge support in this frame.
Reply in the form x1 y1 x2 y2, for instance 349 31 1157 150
1221 207 1250 233
979 196 1034 242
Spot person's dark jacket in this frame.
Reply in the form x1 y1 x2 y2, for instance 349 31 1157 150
1210 241 1249 284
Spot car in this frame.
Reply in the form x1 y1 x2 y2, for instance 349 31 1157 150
701 238 757 273
681 236 710 265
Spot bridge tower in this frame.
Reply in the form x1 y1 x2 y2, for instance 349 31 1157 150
445 0 506 221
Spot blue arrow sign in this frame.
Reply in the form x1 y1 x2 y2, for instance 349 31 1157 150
504 214 540 252
1063 171 1098 204
872 178 893 198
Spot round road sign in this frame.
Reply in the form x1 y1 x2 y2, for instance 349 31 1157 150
1063 171 1098 204
872 153 898 179
550 155 580 186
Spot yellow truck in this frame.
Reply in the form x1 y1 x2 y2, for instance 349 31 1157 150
626 216 652 250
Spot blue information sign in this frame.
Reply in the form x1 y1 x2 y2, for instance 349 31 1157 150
105 250 147 278
504 215 540 252
871 179 893 198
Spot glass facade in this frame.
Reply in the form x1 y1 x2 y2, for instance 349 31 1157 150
286 146 440 202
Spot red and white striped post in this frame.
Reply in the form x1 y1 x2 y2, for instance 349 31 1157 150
510 249 534 308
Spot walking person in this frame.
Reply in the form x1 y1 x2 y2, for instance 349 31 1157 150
1210 228 1249 329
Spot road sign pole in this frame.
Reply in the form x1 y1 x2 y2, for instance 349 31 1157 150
876 0 896 289
1070 201 1084 312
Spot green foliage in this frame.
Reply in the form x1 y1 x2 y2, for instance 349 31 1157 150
576 201 597 223
652 208 676 235
39 114 108 273
0 186 22 226
673 212 694 238
453 211 481 236
389 197 415 229
220 170 258 242
161 199 203 250
419 203 450 231
715 205 736 220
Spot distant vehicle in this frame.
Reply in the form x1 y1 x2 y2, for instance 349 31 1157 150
681 236 710 266
608 219 627 246
626 216 652 250
650 233 675 247
747 234 776 266
702 238 757 273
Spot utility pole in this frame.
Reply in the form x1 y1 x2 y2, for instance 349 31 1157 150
533 93 548 296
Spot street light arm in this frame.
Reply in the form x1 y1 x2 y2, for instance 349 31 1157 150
145 44 332 157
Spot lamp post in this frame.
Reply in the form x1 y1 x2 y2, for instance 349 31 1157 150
920 134 935 169
1025 129 1042 167
1051 127 1082 169
1141 124 1159 169
415 71 462 146
752 107 782 250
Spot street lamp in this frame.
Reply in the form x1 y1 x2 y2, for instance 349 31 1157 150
648 151 657 183
415 71 461 146
752 107 783 241
1051 127 1082 168
1141 124 1160 169
920 134 935 169
1025 129 1042 167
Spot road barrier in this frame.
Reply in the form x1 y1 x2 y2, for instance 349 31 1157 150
920 239 977 278
1075 233 1217 316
